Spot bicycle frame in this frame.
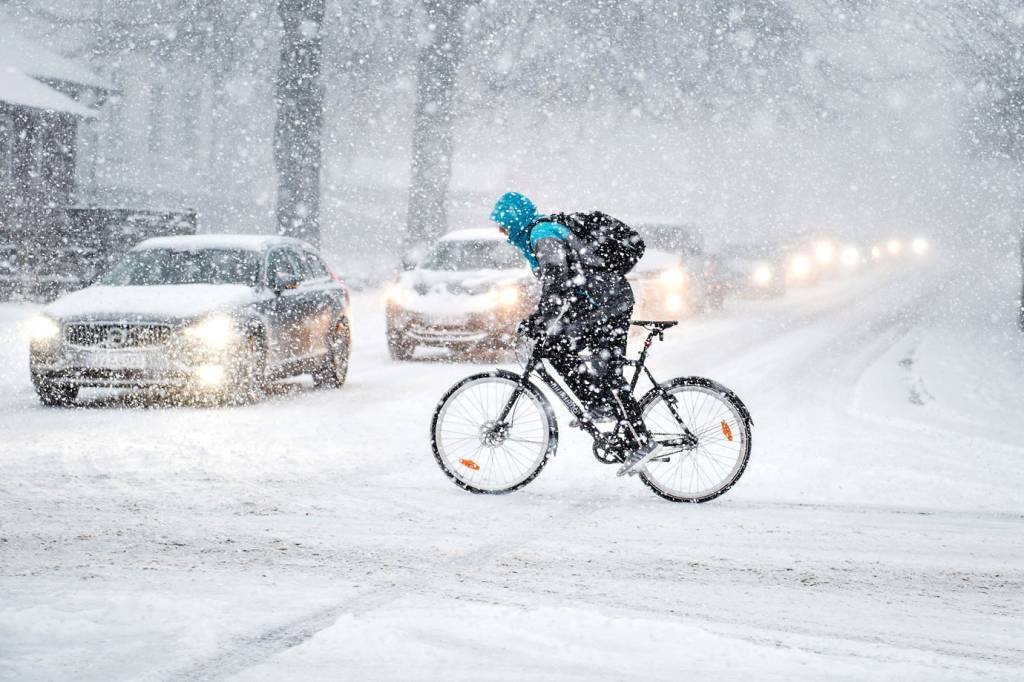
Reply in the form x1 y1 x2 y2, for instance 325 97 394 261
495 327 695 449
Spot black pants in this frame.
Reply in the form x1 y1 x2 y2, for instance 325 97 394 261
544 307 651 450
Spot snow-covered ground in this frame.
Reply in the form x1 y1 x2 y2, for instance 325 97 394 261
1 253 1022 680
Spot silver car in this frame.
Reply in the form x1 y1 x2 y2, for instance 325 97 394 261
28 235 351 406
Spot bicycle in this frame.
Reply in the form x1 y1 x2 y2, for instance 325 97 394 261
430 320 753 503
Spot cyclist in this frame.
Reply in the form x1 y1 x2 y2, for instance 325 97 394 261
489 191 660 476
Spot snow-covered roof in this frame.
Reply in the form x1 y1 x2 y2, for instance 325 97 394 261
0 66 97 117
0 19 115 91
134 234 311 252
440 228 505 242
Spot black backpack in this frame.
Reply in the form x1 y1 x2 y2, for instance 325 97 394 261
532 211 645 276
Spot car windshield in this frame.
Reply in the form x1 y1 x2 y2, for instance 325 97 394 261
99 248 261 287
421 240 524 271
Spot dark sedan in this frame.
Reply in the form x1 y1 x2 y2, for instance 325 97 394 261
27 235 351 405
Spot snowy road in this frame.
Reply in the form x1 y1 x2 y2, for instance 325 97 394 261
1 254 1022 680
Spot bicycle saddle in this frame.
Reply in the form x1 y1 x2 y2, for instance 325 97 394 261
632 320 679 331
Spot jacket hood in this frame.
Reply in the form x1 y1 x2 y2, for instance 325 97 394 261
490 192 539 260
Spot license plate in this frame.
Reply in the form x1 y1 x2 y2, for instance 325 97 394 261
81 350 147 370
433 316 468 327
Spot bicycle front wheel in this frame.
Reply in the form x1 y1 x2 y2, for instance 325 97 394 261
431 370 558 494
638 377 752 503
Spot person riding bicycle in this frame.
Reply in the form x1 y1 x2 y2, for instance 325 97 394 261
489 191 660 476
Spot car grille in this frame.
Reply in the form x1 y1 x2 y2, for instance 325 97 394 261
65 323 173 349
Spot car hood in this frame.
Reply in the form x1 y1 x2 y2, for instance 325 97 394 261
397 268 533 315
401 268 529 295
45 284 259 322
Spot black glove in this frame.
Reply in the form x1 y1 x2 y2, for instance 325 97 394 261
517 313 550 339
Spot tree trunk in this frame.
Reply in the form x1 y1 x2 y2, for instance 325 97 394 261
404 1 470 258
274 0 325 245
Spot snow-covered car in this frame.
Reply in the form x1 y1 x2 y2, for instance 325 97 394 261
629 247 707 319
385 228 537 359
27 235 351 406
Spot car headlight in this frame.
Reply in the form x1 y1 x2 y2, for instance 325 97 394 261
788 254 812 279
813 240 836 266
184 315 237 350
887 239 903 256
911 237 929 256
659 267 686 288
497 286 520 306
752 265 773 286
27 315 60 342
387 283 410 307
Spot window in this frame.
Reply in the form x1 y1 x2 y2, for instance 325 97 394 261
286 248 314 281
266 249 298 286
421 240 524 271
99 249 261 287
301 251 330 280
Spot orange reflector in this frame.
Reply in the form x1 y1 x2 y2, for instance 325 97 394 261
460 459 480 471
720 420 733 442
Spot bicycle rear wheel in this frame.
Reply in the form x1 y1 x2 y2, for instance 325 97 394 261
431 370 558 494
638 377 752 503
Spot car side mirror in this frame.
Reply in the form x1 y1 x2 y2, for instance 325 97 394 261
273 272 301 294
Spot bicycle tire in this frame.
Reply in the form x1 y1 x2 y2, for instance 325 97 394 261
431 370 559 494
637 376 752 503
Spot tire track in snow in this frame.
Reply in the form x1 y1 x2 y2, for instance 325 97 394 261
173 495 614 681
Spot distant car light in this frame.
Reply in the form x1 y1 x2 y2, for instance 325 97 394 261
185 315 237 350
871 245 882 260
752 264 773 286
27 316 60 342
659 267 686 288
788 254 812 279
813 240 836 266
665 294 684 312
840 246 860 269
911 237 929 255
887 239 903 256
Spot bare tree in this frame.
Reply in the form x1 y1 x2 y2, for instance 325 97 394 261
275 0 325 245
404 0 477 258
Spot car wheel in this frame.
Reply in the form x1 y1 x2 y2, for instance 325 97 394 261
314 320 350 388
387 328 414 361
34 381 78 407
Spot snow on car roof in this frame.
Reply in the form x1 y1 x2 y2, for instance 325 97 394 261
134 234 310 252
439 228 505 242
